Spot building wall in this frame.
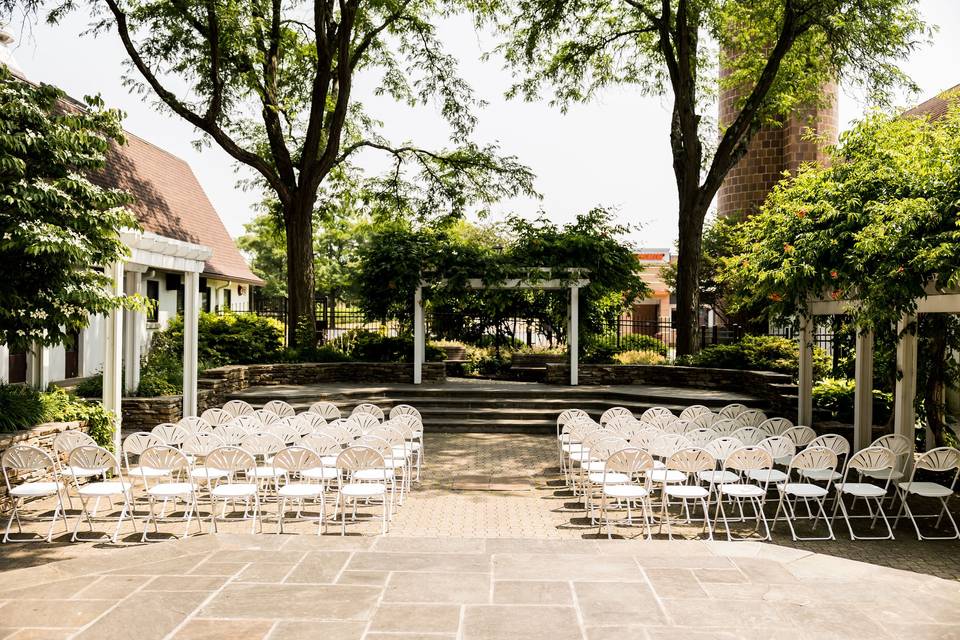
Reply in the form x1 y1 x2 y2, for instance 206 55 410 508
716 67 839 220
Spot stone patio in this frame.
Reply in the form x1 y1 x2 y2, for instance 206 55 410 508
2 433 960 638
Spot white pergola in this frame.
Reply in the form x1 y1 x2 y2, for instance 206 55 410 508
796 284 960 464
412 271 590 386
103 230 212 451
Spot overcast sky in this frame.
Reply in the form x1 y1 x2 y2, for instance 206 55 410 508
6 1 960 249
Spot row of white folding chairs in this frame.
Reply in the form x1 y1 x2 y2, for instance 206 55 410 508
207 399 422 424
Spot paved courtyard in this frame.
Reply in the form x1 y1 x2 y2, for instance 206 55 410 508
2 433 959 639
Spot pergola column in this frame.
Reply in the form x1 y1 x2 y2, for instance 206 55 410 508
103 260 125 452
413 285 424 385
853 328 874 451
797 311 814 426
894 314 918 466
569 284 579 386
123 268 145 393
182 271 200 417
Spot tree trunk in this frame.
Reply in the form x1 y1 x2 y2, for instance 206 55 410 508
922 314 950 447
284 195 317 349
674 198 708 356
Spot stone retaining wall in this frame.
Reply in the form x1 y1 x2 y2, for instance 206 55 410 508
121 362 446 430
546 363 795 417
0 421 86 507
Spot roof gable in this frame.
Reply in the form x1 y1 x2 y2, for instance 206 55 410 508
903 83 960 121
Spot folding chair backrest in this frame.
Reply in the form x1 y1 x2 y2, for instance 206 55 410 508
297 412 328 430
301 433 341 456
723 446 773 472
177 416 212 436
350 413 381 434
392 413 422 432
759 417 793 436
140 445 190 473
643 414 678 431
871 434 912 469
122 432 163 459
758 436 796 462
705 437 743 465
650 433 692 459
205 446 254 476
182 433 226 457
370 427 403 447
845 446 895 477
351 403 385 422
333 418 362 441
214 424 247 446
711 419 738 437
3 445 56 472
280 416 313 439
687 413 717 429
240 433 285 458
626 429 658 451
782 426 817 448
200 408 233 426
309 401 341 420
810 434 850 460
151 423 188 447
667 447 715 473
662 420 689 435
230 415 261 432
641 407 674 421
600 407 634 426
734 409 767 427
604 447 654 476
557 409 590 436
679 404 712 420
355 435 392 456
53 430 96 457
263 400 296 417
787 446 837 475
253 409 282 426
223 400 254 417
604 415 641 433
272 446 322 474
731 426 765 446
270 422 302 446
68 445 119 475
718 403 749 419
337 445 385 472
390 404 422 421
685 428 717 448
915 447 960 473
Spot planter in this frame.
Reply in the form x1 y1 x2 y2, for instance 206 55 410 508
438 345 467 361
511 353 567 368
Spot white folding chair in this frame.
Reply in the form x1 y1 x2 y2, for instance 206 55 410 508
731 426 765 446
751 436 796 486
205 446 260 533
67 446 136 543
351 412 381 434
2 446 68 543
685 428 718 448
297 412 328 431
679 405 712 420
798 434 849 484
710 419 738 437
596 448 655 539
734 409 767 427
832 446 896 540
240 433 286 492
121 432 168 489
213 424 248 446
309 401 341 420
641 407 674 421
895 446 960 540
151 423 188 447
253 409 282 426
865 434 913 484
263 400 296 417
177 416 212 436
138 446 202 541
718 403 749 419
644 413 679 430
660 448 716 540
274 446 328 535
686 413 717 430
200 407 234 426
773 447 838 541
698 437 743 488
351 403 385 422
662 420 689 435
759 417 793 437
183 432 228 487
335 446 391 535
600 407 634 426
390 404 422 421
52 430 98 509
223 400 255 417
714 446 774 541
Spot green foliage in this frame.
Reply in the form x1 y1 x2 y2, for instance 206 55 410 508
581 341 618 365
0 385 115 447
335 330 444 363
0 384 47 432
463 345 511 377
812 377 893 423
0 66 139 350
157 313 285 369
614 350 668 365
678 335 829 380
74 374 103 399
617 334 668 357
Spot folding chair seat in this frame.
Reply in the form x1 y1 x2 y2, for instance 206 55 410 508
895 447 960 540
773 447 838 541
67 446 136 543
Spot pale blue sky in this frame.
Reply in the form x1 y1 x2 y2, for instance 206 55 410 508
7 1 960 248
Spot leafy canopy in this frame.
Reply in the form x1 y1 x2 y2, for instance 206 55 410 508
722 104 960 331
0 66 137 350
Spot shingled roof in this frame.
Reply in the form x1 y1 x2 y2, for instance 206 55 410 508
903 83 960 121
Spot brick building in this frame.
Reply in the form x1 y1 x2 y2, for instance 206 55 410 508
715 69 839 220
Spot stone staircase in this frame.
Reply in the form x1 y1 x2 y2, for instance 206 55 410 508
228 380 768 434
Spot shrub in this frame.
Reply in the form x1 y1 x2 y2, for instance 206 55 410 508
158 312 285 368
613 350 668 365
136 374 179 398
74 373 104 398
617 334 668 356
463 345 510 376
0 384 47 432
677 335 830 380
812 377 893 423
582 341 618 364
336 330 444 363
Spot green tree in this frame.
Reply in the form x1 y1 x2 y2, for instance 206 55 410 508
724 106 960 445
12 0 536 348
478 0 926 355
0 66 137 352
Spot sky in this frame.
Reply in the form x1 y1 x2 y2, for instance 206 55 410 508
5 1 960 250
